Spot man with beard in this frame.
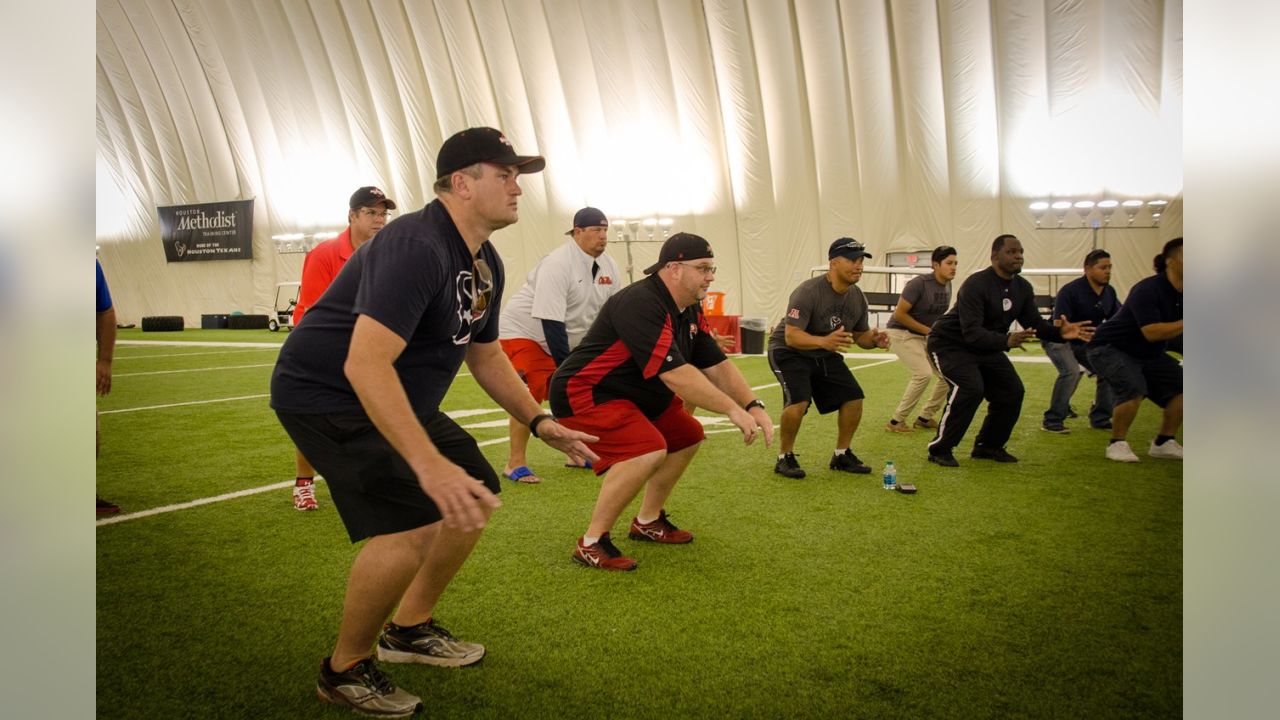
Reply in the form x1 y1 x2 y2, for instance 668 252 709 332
549 232 774 571
1040 249 1121 434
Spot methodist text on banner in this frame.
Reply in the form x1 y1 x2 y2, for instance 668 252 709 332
158 199 254 262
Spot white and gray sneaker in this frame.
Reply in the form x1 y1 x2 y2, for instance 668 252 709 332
316 656 422 717
1148 439 1184 460
376 619 486 667
1106 441 1140 463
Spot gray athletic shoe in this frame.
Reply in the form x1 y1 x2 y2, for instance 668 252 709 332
316 656 422 717
376 619 486 667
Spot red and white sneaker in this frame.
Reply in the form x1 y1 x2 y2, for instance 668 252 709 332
572 533 637 571
293 478 319 511
628 510 694 544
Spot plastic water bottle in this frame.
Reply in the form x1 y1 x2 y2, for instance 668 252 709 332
882 461 897 491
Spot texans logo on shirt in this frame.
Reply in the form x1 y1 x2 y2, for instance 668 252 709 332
788 308 800 319
452 268 493 345
689 322 698 338
829 315 842 329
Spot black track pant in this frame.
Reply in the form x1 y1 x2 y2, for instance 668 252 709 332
926 343 1025 456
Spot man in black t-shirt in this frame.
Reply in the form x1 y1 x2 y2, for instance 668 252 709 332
549 233 775 571
271 127 597 715
766 237 891 479
925 235 1094 467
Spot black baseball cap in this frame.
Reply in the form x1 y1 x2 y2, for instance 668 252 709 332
829 237 873 261
643 232 714 275
349 186 396 210
565 207 608 235
436 127 546 179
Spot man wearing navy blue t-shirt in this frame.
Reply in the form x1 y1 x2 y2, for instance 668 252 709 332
1040 249 1121 433
1088 238 1184 463
271 127 597 715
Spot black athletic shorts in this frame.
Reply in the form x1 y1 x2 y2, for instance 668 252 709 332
766 347 864 414
276 410 500 543
1086 344 1183 408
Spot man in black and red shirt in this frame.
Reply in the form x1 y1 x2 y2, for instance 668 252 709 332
549 232 775 571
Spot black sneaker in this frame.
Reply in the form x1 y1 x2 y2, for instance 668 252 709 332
377 619 485 667
829 449 871 474
1066 407 1079 419
774 452 806 479
927 451 959 468
96 496 121 516
1040 422 1070 434
1090 421 1113 430
317 656 422 717
971 446 1019 463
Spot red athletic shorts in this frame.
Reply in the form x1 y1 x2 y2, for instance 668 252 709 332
500 338 556 403
556 396 705 475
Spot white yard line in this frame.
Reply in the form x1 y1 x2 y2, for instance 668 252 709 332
100 394 270 414
115 363 276 377
115 348 279 360
118 340 283 348
97 481 295 527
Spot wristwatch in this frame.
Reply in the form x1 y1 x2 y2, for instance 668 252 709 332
744 399 766 412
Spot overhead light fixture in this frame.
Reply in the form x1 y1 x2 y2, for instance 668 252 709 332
1097 200 1119 225
1121 199 1144 225
1029 201 1050 227
1051 201 1072 227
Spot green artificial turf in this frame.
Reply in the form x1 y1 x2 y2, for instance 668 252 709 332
97 342 1181 718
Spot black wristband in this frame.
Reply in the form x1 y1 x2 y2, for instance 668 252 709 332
744 399 765 412
528 413 555 439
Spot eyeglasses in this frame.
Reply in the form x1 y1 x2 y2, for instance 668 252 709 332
675 261 717 276
359 208 393 219
472 258 493 313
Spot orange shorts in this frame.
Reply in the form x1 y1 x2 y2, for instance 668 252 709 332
500 338 556 403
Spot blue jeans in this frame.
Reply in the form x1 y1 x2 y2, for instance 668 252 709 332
1043 341 1113 427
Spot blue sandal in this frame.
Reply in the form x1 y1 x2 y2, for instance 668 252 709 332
503 466 541 484
563 460 594 470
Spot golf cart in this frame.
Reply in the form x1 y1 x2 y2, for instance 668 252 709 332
269 281 301 331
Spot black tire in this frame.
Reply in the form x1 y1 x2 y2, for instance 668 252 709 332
227 314 270 330
268 319 279 332
141 316 184 332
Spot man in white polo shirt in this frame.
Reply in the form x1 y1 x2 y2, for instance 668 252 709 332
498 207 621 483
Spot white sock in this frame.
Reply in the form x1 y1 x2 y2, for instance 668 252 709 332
582 535 599 546
636 513 658 524
834 448 849 456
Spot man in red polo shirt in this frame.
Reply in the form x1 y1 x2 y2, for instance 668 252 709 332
288 186 396 510
548 232 775 571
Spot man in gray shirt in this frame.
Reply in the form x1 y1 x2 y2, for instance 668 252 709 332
767 237 890 478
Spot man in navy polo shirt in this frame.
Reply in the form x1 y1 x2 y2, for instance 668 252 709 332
1088 237 1184 463
271 127 597 715
549 232 775 571
1040 249 1121 433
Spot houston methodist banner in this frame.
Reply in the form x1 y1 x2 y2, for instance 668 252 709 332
158 199 254 262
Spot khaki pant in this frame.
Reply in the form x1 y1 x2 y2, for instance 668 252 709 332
887 328 949 424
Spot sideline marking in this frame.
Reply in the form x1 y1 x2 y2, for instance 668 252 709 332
116 348 279 360
118 340 282 348
96 481 295 527
115 363 275 377
101 394 270 414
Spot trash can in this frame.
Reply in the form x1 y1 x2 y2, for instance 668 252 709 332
740 317 767 354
